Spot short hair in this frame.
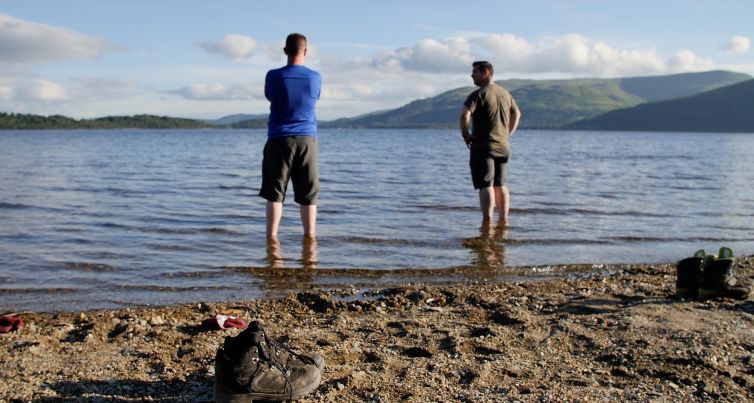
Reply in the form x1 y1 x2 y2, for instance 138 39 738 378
285 33 307 55
472 61 494 76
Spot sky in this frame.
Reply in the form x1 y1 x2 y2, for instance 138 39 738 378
1 0 753 121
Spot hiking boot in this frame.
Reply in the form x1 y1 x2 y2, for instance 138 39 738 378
676 249 705 298
699 247 754 300
214 322 322 402
251 320 326 372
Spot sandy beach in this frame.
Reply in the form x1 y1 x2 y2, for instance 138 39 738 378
2 257 753 402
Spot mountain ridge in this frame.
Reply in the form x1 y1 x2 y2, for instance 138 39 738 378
2 70 751 131
565 78 754 132
321 70 751 129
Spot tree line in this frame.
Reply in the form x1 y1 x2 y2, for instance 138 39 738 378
0 112 218 130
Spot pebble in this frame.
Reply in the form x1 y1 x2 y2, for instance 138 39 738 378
2 260 752 402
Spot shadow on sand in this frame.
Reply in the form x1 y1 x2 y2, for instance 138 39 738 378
35 376 213 402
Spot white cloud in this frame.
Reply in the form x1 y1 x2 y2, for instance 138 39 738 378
666 50 714 72
724 35 751 54
380 37 474 73
469 33 534 62
2 23 742 121
356 33 714 78
0 13 116 65
196 35 316 64
169 83 264 100
521 35 673 76
196 34 258 59
0 78 68 102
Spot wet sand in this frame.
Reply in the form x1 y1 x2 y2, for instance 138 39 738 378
2 257 753 402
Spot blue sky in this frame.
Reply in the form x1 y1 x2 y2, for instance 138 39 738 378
1 0 752 120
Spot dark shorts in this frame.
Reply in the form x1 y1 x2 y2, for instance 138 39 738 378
259 136 319 205
470 153 508 189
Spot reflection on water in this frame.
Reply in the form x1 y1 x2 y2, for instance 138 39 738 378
463 222 507 270
265 237 319 270
301 237 318 269
3 129 754 311
251 237 320 291
266 238 284 269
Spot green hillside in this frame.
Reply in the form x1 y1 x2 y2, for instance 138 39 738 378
323 70 751 129
322 78 644 129
0 113 216 130
509 79 644 128
619 70 752 101
323 87 472 128
565 79 754 132
205 113 267 125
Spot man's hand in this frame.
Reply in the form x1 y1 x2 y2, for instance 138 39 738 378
462 132 472 149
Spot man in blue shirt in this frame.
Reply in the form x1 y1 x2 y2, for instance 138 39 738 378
259 33 322 242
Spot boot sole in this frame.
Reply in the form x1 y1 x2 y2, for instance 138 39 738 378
675 288 698 299
699 288 752 300
215 368 322 402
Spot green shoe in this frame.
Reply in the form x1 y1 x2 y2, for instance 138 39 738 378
699 247 754 300
676 249 705 299
718 246 734 259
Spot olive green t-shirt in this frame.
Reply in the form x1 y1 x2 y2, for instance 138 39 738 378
464 83 519 158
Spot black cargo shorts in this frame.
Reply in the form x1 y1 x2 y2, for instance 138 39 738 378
470 152 508 190
259 136 319 205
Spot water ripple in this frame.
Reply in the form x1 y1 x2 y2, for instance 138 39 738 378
2 129 754 311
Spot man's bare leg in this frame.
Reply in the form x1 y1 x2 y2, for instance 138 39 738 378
300 204 317 239
479 186 495 222
266 201 283 240
494 185 510 223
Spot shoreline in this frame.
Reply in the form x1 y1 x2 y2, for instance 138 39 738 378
2 258 753 401
3 261 660 314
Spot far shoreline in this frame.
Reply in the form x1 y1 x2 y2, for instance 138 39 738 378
3 125 754 134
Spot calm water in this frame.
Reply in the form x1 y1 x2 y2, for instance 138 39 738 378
2 129 753 311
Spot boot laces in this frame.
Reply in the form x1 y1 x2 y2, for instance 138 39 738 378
257 337 295 400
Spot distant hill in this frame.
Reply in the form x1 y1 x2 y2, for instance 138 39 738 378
4 71 751 132
204 113 267 125
0 113 216 130
231 118 267 129
619 70 750 101
323 70 752 129
565 79 754 133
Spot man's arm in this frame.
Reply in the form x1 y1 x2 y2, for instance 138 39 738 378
460 106 472 147
509 107 521 136
264 71 272 101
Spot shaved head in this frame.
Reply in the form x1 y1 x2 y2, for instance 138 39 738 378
285 33 307 55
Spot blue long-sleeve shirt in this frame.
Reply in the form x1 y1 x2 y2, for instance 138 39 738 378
265 64 321 138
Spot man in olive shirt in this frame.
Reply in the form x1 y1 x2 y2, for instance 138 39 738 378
460 61 521 224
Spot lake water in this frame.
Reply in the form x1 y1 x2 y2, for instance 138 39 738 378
2 129 753 311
